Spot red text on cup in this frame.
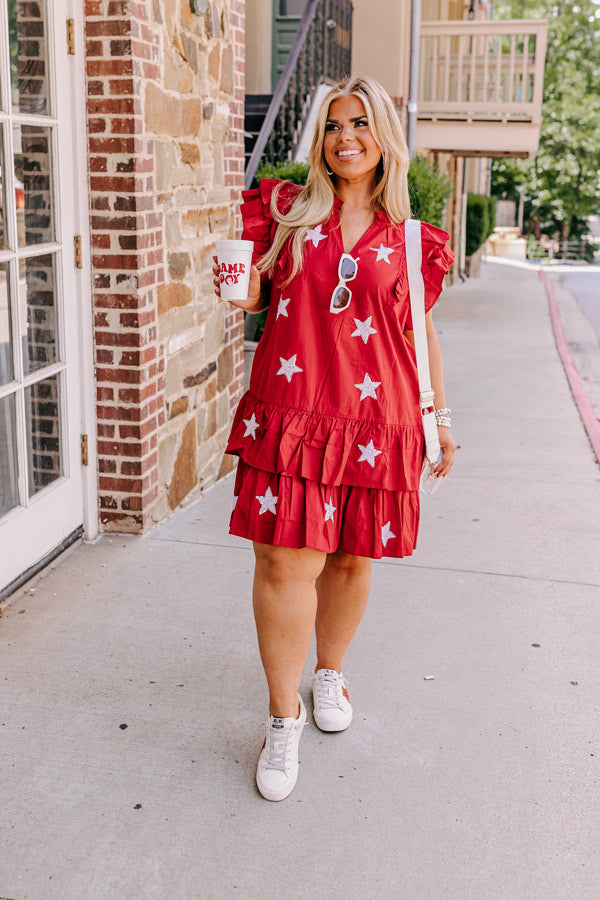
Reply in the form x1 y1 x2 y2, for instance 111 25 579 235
219 262 247 285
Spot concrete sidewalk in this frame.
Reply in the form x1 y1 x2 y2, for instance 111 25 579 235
1 262 599 900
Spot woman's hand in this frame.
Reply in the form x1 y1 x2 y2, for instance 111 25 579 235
435 426 456 478
212 256 264 312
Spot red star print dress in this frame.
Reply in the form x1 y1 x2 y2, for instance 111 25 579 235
225 179 454 559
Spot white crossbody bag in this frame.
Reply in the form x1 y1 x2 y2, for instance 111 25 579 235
404 219 442 494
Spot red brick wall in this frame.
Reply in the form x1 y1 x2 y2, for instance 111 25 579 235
86 0 165 531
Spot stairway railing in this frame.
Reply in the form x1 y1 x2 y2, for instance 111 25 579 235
244 0 352 189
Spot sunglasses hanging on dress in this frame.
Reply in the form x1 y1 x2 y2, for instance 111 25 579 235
330 253 359 314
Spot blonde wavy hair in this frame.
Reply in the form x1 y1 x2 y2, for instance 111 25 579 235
257 75 411 284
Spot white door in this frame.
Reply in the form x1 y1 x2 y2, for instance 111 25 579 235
0 0 92 595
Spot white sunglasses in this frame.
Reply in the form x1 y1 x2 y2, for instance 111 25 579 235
330 253 358 314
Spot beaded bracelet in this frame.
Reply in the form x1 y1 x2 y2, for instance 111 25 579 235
435 407 452 427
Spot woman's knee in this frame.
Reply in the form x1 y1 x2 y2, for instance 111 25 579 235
253 542 326 584
323 549 372 577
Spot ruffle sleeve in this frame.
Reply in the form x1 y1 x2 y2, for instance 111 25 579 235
404 221 455 330
240 178 303 268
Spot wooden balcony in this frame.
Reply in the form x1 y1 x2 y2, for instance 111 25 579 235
417 19 548 158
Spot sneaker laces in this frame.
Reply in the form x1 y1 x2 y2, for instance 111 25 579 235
314 670 349 711
262 718 302 771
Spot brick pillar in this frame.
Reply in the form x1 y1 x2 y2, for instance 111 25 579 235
85 0 166 531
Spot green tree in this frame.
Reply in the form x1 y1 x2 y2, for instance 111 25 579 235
407 156 452 228
491 0 600 239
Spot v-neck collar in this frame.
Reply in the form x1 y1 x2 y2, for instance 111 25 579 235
332 196 388 255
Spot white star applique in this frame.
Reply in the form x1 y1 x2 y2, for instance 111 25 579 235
354 373 381 401
357 439 382 467
277 296 291 319
324 497 336 523
256 486 277 516
381 521 396 548
242 412 259 440
370 243 394 264
351 316 377 345
304 224 327 248
276 354 303 383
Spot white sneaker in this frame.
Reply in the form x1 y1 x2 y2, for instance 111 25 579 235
311 668 353 732
256 693 306 801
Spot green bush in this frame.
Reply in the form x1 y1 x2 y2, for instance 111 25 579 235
407 155 452 228
526 235 547 261
466 194 497 257
465 195 485 257
488 195 498 240
583 241 596 264
255 156 453 230
254 159 310 186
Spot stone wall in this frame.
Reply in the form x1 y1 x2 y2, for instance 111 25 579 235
85 0 245 532
149 0 245 520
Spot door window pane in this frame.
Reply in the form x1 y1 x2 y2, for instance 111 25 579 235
14 124 55 246
279 0 308 14
0 393 20 517
20 253 56 375
0 127 5 248
8 0 49 116
25 372 62 496
0 262 14 385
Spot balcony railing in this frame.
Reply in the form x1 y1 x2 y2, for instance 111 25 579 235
419 19 547 124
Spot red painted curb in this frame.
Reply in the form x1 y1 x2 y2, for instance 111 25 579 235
539 269 600 465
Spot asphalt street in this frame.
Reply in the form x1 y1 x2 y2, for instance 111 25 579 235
559 270 600 343
546 264 600 420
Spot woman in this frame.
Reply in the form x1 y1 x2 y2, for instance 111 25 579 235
213 76 455 802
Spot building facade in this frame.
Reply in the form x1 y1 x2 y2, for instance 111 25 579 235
246 0 547 274
0 0 548 597
1 0 246 597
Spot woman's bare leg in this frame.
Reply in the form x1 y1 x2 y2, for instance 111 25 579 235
253 542 327 717
314 550 372 673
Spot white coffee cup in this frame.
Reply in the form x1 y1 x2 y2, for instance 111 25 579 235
215 239 254 302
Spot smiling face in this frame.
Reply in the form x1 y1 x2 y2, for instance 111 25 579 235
322 94 382 186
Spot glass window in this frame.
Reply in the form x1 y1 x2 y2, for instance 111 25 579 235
19 253 57 375
0 262 14 385
0 126 5 248
0 393 20 517
25 372 62 496
14 124 55 247
8 0 50 116
279 0 308 15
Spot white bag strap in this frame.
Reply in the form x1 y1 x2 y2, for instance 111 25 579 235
405 218 440 466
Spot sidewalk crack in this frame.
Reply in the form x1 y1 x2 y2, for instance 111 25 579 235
377 560 600 588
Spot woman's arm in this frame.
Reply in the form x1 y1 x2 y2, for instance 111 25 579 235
405 311 456 477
